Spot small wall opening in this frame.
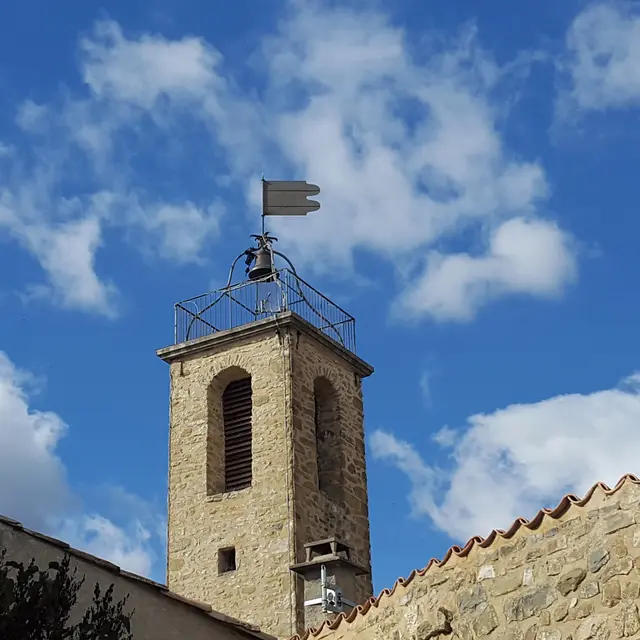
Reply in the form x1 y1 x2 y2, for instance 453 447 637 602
314 377 343 502
207 367 253 496
218 547 236 574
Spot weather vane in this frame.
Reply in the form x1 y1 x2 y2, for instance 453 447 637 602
260 177 321 233
239 178 322 282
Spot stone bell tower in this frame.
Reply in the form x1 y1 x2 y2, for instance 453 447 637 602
156 233 374 639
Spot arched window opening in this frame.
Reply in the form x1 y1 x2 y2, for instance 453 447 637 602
222 377 253 492
314 377 343 501
207 369 253 496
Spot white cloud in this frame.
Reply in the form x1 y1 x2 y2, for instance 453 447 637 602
0 144 221 314
0 350 160 576
371 372 640 542
56 515 155 577
125 199 224 264
16 100 49 133
76 19 262 177
80 21 223 109
419 369 433 406
0 180 119 317
397 217 577 321
51 5 575 321
241 4 574 320
20 217 119 316
254 9 552 267
0 3 577 320
432 425 456 448
561 2 640 113
0 352 72 528
0 19 227 316
0 148 119 316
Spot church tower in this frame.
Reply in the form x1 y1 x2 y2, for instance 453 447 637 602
157 228 374 639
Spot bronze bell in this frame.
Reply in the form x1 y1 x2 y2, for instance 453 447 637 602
248 246 274 281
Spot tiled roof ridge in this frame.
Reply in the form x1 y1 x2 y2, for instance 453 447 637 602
0 514 274 640
289 473 640 640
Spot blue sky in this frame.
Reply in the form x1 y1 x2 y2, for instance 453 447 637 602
2 0 640 598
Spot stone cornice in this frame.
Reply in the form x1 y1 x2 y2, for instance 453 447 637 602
156 311 374 378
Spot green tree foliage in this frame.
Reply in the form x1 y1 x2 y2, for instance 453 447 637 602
0 549 134 640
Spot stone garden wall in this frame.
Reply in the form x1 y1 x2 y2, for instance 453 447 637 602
298 475 640 640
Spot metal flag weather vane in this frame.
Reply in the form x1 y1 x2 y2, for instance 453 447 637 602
262 178 321 217
260 178 321 234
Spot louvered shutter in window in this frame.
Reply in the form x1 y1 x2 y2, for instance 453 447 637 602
223 378 252 492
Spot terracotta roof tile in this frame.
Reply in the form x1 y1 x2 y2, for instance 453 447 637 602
289 473 640 640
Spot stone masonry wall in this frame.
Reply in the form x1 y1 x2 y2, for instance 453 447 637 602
290 331 373 605
167 330 296 639
307 478 640 640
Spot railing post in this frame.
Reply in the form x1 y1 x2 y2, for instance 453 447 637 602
174 303 178 344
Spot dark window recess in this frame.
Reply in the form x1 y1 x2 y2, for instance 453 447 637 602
218 547 236 574
223 377 253 492
314 377 342 500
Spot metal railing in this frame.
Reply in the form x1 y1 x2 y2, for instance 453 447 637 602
174 269 357 354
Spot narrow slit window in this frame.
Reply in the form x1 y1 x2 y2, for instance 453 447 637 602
223 377 253 492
